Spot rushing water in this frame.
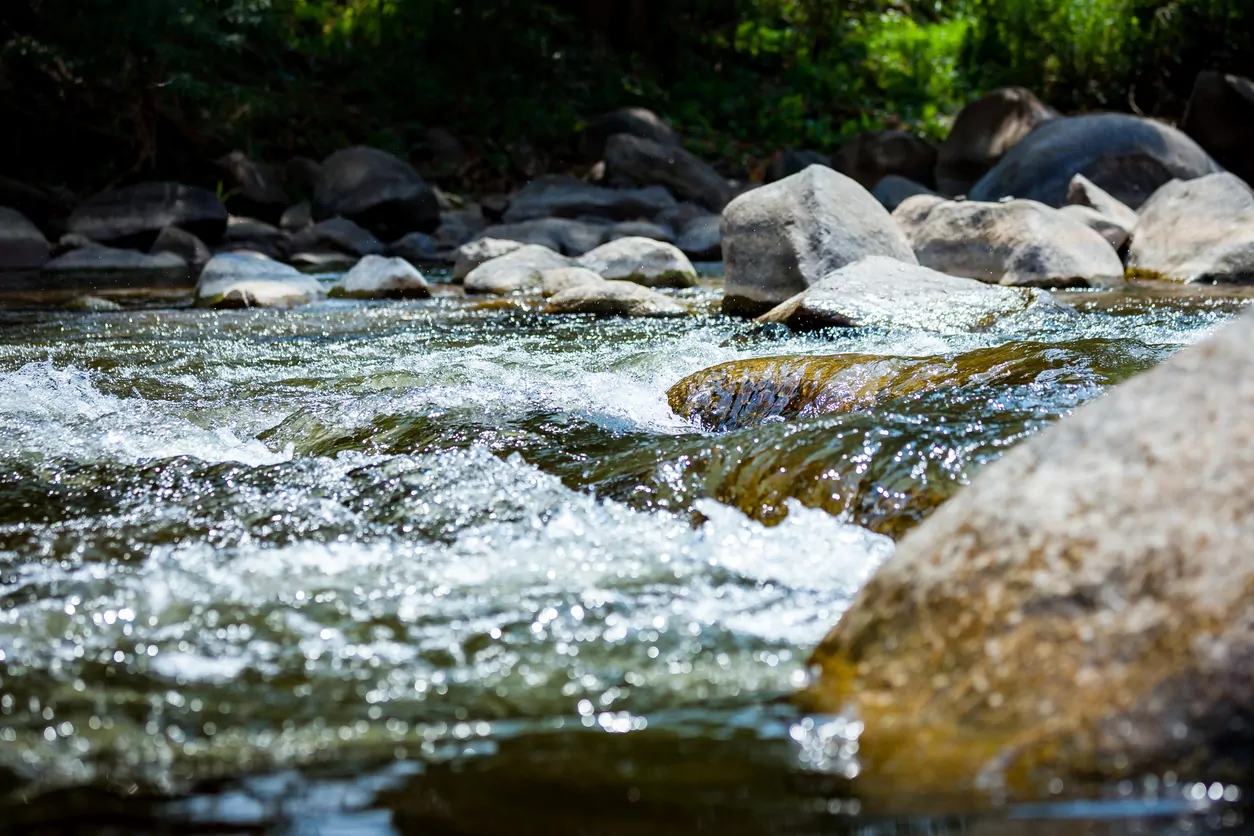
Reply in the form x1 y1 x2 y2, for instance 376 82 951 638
0 277 1250 834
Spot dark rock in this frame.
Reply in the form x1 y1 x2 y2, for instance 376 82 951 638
1066 173 1140 233
767 149 832 183
871 175 938 212
675 214 721 261
802 306 1254 794
432 208 487 250
0 176 75 237
969 113 1222 209
284 157 323 201
64 295 123 312
424 127 472 173
290 217 385 258
1181 71 1254 188
43 243 188 276
721 165 916 316
0 207 50 270
1127 172 1254 283
897 197 1124 287
575 237 697 287
480 194 510 223
835 130 937 190
605 134 734 211
331 254 430 299
758 255 1043 332
604 220 675 244
936 87 1056 195
474 218 605 256
67 182 228 248
313 146 440 239
280 202 313 233
580 107 680 160
288 251 358 272
150 226 210 269
217 151 289 222
502 175 677 224
388 232 444 264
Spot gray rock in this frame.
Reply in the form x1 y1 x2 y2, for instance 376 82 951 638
463 245 571 295
331 254 430 299
899 197 1125 287
502 175 676 223
604 220 675 244
835 130 937 190
150 226 211 268
970 113 1222 209
54 233 95 254
452 238 526 281
576 237 697 288
388 232 444 264
804 305 1254 790
605 134 734 211
936 87 1057 196
655 202 710 233
43 244 188 275
223 216 290 261
1127 172 1254 283
474 218 606 256
758 255 1044 333
432 208 487 249
287 251 358 272
217 151 289 221
580 107 680 160
68 182 228 246
721 165 917 315
0 207 50 269
64 295 123 312
539 266 607 298
1181 71 1254 189
1066 173 1140 233
675 214 721 261
313 146 440 239
195 253 325 308
280 202 313 232
290 217 384 258
545 280 686 317
872 175 938 212
767 149 832 184
1059 204 1131 251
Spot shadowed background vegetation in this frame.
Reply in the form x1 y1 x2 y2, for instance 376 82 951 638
2 0 1252 192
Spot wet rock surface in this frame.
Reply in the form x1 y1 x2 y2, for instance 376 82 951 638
802 307 1254 796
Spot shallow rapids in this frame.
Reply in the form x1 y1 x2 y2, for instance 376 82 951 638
0 281 1248 832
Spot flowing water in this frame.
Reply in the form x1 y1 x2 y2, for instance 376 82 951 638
0 276 1250 834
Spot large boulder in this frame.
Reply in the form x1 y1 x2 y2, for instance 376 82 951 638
721 165 916 316
222 216 291 260
580 107 679 160
473 218 606 256
605 134 734 212
539 266 605 298
0 207 50 269
150 226 211 269
936 87 1056 196
674 214 720 261
312 146 440 240
969 113 1222 209
67 182 228 248
575 237 697 288
767 149 832 184
290 217 385 258
871 175 937 212
897 197 1125 287
501 175 676 223
388 232 443 265
216 151 289 223
802 306 1254 794
545 279 686 317
452 238 526 281
330 255 430 299
195 253 324 309
463 245 570 295
758 255 1044 333
1126 172 1254 283
43 244 187 277
834 130 937 190
1181 71 1254 187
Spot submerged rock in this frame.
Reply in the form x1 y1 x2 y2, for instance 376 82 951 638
1127 173 1254 283
67 182 228 247
969 113 1221 209
0 206 50 269
453 238 526 281
463 245 570 294
670 340 1106 433
604 134 733 211
195 252 324 309
545 279 686 317
313 146 440 239
936 87 1056 196
330 255 430 299
758 256 1044 332
722 165 916 316
899 197 1125 287
575 237 697 288
801 306 1254 795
